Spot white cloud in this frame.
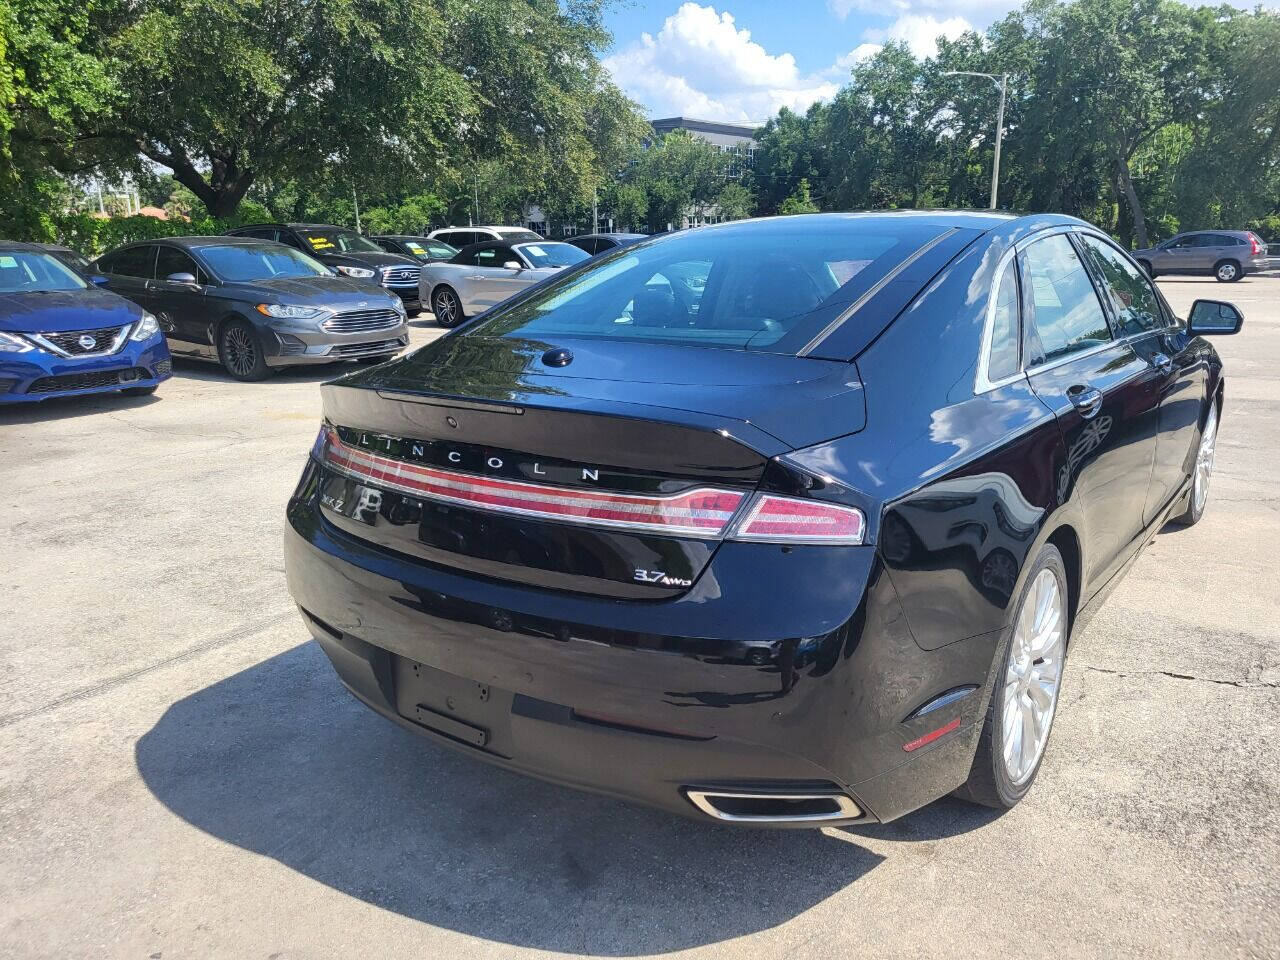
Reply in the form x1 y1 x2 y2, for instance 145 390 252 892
604 4 975 122
604 3 841 122
863 13 973 58
830 0 1012 19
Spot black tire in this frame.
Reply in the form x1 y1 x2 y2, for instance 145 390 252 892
121 384 158 397
218 319 270 381
1138 259 1154 278
405 306 423 319
432 286 465 328
1214 259 1242 282
955 544 1069 810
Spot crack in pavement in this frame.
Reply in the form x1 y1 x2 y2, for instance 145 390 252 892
0 608 298 729
1082 664 1279 688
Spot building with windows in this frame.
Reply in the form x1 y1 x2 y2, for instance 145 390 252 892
650 117 760 172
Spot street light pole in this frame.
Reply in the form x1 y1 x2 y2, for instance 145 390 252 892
944 70 1009 210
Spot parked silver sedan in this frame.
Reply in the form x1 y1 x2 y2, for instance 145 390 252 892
420 240 589 327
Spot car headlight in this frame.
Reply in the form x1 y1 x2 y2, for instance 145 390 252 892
129 312 161 341
392 299 407 316
256 303 324 320
335 265 376 279
0 331 34 353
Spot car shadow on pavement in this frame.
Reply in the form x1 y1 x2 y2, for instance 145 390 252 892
169 357 353 384
0 390 161 424
136 641 885 955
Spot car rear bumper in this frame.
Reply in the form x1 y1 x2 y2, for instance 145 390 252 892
0 337 171 404
283 476 1001 825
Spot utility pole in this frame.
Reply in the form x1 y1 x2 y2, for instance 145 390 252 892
352 183 361 233
473 175 480 227
943 71 1009 210
592 188 598 234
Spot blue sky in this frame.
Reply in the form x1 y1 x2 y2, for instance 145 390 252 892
601 0 1273 122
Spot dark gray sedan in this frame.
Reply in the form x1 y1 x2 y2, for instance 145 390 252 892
1132 230 1269 282
93 237 408 381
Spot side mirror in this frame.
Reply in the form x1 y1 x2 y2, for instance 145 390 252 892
89 274 110 287
1187 299 1243 336
165 272 198 286
503 260 523 271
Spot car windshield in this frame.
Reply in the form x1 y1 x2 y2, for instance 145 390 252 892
199 244 330 281
298 228 382 254
514 242 590 269
498 230 543 242
0 251 88 293
406 239 456 259
475 221 943 353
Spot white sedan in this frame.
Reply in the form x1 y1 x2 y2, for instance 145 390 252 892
420 239 590 327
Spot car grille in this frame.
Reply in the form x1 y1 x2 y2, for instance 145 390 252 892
38 325 128 356
27 367 148 394
322 309 403 334
380 266 421 286
328 337 407 358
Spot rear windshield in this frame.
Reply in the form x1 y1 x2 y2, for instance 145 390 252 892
298 228 382 254
199 244 329 281
0 251 87 293
471 221 947 353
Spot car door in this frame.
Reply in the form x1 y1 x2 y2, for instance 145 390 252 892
464 244 527 310
1156 235 1198 274
1076 233 1199 525
1020 231 1159 588
150 246 218 358
100 244 158 308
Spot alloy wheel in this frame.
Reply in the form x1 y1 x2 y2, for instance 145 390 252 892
434 290 457 325
1217 262 1238 281
1193 403 1218 514
223 326 257 377
1002 568 1066 786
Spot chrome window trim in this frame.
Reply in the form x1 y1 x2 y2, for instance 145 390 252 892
975 225 1147 394
797 227 961 357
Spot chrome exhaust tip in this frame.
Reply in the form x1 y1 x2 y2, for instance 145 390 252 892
685 789 862 824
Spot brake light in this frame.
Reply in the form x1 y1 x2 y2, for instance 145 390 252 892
1249 234 1262 256
316 426 746 538
730 493 865 545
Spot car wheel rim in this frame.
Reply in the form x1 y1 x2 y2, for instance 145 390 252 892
1002 568 1065 786
435 293 455 323
224 327 255 376
1218 264 1236 281
1193 404 1218 514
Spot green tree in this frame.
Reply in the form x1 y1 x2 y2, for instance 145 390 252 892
752 105 828 215
778 178 819 215
620 131 734 231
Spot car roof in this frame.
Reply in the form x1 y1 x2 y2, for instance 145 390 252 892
0 240 51 253
231 223 353 231
576 232 647 240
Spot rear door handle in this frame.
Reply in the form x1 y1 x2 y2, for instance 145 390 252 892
1151 352 1173 374
1067 384 1104 419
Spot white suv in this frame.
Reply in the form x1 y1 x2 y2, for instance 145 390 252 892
427 226 544 249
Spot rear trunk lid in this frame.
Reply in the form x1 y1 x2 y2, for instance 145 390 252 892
312 335 864 598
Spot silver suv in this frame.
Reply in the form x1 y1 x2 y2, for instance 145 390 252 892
1132 230 1269 282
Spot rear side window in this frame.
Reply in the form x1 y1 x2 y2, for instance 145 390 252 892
1021 234 1112 365
1078 235 1164 336
474 246 512 266
986 261 1021 382
106 245 157 279
470 222 946 354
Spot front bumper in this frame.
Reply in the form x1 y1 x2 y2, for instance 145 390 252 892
284 472 1002 825
382 282 422 309
263 322 410 368
0 336 171 404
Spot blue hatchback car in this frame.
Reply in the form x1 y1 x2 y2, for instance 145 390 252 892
0 242 171 404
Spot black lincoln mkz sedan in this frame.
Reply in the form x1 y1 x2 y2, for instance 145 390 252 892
284 212 1238 825
95 237 409 380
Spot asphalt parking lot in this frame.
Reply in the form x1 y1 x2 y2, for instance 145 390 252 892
2 277 1278 959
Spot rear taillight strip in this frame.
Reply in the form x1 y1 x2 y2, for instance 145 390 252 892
319 428 746 537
